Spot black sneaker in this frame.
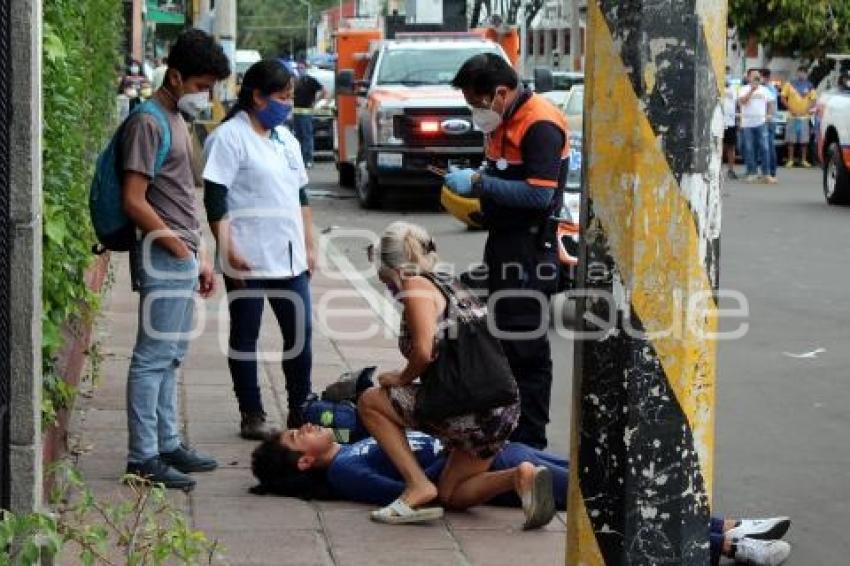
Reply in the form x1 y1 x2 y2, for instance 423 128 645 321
125 457 196 491
240 411 272 440
160 444 218 473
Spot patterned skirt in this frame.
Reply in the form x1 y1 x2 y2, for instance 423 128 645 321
386 384 520 460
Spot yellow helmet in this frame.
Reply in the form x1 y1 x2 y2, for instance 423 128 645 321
440 186 485 230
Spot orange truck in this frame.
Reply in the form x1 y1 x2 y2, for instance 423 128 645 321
334 26 519 208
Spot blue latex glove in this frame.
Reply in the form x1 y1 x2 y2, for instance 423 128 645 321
444 167 476 196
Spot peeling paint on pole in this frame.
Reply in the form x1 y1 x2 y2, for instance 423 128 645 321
566 0 725 564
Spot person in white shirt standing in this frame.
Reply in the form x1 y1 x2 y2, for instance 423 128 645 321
738 70 777 184
203 60 316 440
723 75 739 179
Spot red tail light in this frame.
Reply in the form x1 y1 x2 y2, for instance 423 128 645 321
420 121 440 133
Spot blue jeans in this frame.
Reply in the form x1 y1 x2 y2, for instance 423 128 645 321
225 273 313 414
127 243 198 464
292 113 314 165
766 121 777 176
742 124 769 176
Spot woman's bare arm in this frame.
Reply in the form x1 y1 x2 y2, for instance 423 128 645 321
396 276 444 385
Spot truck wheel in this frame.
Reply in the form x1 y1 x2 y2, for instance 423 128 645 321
824 142 850 205
338 162 356 188
356 157 383 209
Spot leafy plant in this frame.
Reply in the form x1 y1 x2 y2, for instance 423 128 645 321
41 0 123 424
0 464 225 565
729 0 850 63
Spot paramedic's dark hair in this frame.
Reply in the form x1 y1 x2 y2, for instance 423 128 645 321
224 60 293 122
249 433 334 500
451 53 519 97
166 29 230 81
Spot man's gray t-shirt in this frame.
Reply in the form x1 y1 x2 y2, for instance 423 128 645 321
121 104 200 251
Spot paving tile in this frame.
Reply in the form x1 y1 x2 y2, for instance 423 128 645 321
207 529 332 566
334 346 404 364
452 530 565 566
189 467 258 497
320 507 456 551
445 506 565 533
193 442 256 470
183 367 235 386
185 419 244 444
87 387 126 410
333 548 467 566
192 495 321 533
84 479 191 514
78 408 126 431
76 453 127 482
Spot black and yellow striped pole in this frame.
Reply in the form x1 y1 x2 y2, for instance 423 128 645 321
567 0 725 564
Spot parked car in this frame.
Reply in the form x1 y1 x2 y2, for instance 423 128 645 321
551 71 584 92
815 73 850 204
306 67 335 153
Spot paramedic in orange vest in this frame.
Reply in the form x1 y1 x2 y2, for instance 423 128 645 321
445 53 570 449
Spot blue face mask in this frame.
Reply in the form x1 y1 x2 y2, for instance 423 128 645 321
256 98 292 130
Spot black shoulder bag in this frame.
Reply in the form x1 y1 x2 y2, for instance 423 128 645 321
413 273 519 422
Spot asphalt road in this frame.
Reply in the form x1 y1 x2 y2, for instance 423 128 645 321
307 154 849 564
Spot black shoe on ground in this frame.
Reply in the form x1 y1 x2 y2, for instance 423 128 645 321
241 411 272 440
125 457 196 491
160 444 218 473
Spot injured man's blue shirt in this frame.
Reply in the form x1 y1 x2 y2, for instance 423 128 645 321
325 431 568 509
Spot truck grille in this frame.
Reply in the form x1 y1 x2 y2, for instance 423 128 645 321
397 108 483 148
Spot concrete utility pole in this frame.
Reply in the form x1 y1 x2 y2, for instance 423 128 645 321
566 0 724 564
297 0 312 56
519 2 527 80
569 0 580 71
213 0 237 101
6 0 43 513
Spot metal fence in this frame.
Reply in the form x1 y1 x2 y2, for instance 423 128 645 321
0 0 12 510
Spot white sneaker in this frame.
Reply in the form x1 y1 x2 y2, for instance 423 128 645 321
727 517 791 540
734 538 791 565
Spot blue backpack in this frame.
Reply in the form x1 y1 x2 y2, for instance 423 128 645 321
301 396 367 444
300 367 376 444
89 99 172 252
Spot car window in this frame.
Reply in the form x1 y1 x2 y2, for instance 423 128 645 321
376 47 502 86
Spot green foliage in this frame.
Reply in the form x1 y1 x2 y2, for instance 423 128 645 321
238 0 339 58
0 463 225 565
41 0 123 424
729 0 850 61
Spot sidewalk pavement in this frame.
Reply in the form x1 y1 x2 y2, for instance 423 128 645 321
66 245 566 566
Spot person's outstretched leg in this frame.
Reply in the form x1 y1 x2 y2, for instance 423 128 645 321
358 387 437 507
437 449 505 509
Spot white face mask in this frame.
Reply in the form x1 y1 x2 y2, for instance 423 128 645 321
177 91 210 119
471 94 503 133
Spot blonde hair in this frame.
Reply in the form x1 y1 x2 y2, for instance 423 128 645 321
377 221 439 275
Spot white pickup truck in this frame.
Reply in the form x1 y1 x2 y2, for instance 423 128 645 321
816 56 850 204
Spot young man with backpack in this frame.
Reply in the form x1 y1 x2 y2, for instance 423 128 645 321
119 29 230 489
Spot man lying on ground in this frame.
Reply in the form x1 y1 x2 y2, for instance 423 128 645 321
250 425 792 566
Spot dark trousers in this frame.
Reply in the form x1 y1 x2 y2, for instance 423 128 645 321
292 113 314 165
225 273 313 414
484 230 555 449
710 517 725 566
